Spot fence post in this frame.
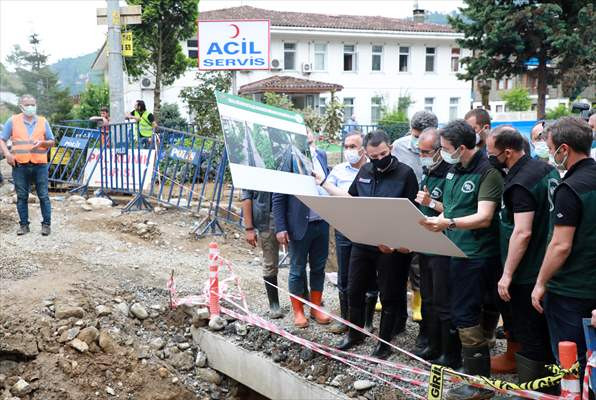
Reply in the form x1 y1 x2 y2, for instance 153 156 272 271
559 341 580 400
208 242 220 317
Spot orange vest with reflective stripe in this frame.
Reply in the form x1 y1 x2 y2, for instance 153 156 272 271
11 113 48 164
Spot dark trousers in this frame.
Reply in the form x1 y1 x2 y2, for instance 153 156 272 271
419 254 452 322
544 292 596 385
12 163 51 226
288 220 329 296
510 283 553 362
335 231 352 296
348 245 410 323
450 256 500 329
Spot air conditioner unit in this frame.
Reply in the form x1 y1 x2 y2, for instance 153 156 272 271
140 76 155 90
301 63 313 74
270 59 282 71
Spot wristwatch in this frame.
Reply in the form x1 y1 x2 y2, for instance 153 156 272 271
447 218 456 230
428 200 436 209
245 227 255 231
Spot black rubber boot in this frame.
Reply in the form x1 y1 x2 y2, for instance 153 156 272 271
415 320 429 350
264 276 283 319
445 345 493 400
432 320 463 369
414 311 440 360
515 353 558 395
337 307 364 350
364 292 376 332
371 308 397 359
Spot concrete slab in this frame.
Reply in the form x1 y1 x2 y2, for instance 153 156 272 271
192 328 348 400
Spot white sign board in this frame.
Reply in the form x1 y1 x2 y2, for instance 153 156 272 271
198 19 270 70
296 195 467 258
84 149 154 192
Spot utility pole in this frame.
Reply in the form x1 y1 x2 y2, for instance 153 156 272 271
107 0 125 123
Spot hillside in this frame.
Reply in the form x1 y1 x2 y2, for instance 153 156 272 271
50 51 99 95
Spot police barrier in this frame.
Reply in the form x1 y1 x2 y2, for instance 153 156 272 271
48 125 102 195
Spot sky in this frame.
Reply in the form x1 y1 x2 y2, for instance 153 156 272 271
0 0 464 66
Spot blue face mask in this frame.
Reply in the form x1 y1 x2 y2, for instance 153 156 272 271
534 141 549 159
410 135 420 153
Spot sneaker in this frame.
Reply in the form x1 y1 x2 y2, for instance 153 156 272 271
41 224 51 236
17 225 30 235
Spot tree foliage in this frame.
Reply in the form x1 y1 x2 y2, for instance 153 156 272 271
449 1 595 119
6 33 73 123
545 103 571 120
501 87 532 112
125 0 199 121
179 71 232 137
159 102 187 129
262 92 294 110
322 91 344 142
75 82 109 120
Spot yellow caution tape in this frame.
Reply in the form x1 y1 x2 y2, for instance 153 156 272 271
427 364 445 400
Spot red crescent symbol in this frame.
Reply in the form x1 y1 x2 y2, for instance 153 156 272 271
230 24 240 38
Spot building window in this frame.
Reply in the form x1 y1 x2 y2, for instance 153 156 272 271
496 79 509 90
449 97 459 121
451 48 460 72
187 39 198 58
424 97 434 112
496 105 503 113
371 45 383 72
318 97 327 115
284 42 296 70
343 97 354 121
399 46 409 72
314 43 327 71
343 45 357 72
425 47 436 72
371 96 383 123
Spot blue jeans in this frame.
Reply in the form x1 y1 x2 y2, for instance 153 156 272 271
12 163 51 226
288 220 329 295
335 231 352 296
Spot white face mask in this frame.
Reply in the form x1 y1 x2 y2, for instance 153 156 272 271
21 105 37 117
410 135 420 153
534 141 549 159
420 156 434 168
440 148 461 165
344 149 362 165
549 144 568 170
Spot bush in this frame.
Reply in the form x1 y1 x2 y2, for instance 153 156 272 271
545 104 571 120
501 87 532 111
159 103 187 129
75 82 109 120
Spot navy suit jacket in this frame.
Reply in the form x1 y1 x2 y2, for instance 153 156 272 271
272 149 328 241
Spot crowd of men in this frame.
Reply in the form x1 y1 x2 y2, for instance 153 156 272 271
243 109 596 399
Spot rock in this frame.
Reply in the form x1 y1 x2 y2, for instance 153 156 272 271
177 342 191 351
81 204 93 211
353 380 375 391
149 338 165 350
272 351 286 363
130 303 148 320
11 378 31 396
98 331 118 353
77 327 99 345
196 307 210 320
28 194 38 203
68 195 86 203
171 377 179 384
54 305 85 319
158 367 168 378
234 323 248 337
208 315 227 331
43 300 54 307
96 305 111 317
87 197 113 209
114 302 130 316
195 351 207 368
299 348 314 361
136 345 151 359
106 386 116 396
70 338 89 353
170 351 194 371
195 368 222 385
58 327 81 343
0 333 39 358
330 375 344 387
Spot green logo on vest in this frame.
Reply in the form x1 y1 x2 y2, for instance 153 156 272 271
548 178 558 211
461 180 475 193
431 187 442 199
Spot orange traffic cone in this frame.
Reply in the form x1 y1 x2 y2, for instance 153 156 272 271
490 333 521 374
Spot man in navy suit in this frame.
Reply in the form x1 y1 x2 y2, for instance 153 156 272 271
272 129 331 328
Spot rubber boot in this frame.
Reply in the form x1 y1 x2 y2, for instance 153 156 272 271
337 307 364 350
328 292 348 334
445 345 494 400
414 312 440 360
411 290 422 322
310 291 330 325
364 292 377 332
290 296 309 328
432 320 463 369
490 335 521 374
515 353 558 395
481 310 500 349
371 308 397 359
264 276 283 319
415 320 429 350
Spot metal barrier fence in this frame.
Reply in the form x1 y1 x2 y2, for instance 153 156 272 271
48 125 102 195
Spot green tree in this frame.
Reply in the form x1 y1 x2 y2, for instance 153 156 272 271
545 103 571 120
449 1 595 119
179 71 232 137
262 92 294 110
7 33 73 123
501 87 532 111
322 91 343 142
125 0 199 122
159 102 187 129
75 82 109 120
301 107 325 135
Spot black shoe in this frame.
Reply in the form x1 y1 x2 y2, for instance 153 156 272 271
445 345 493 400
17 224 30 236
414 320 429 350
336 306 364 350
41 224 51 236
431 320 462 369
371 308 397 359
364 292 376 332
264 276 283 319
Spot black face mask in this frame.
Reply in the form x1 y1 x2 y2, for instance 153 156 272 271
489 154 506 171
371 154 392 171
